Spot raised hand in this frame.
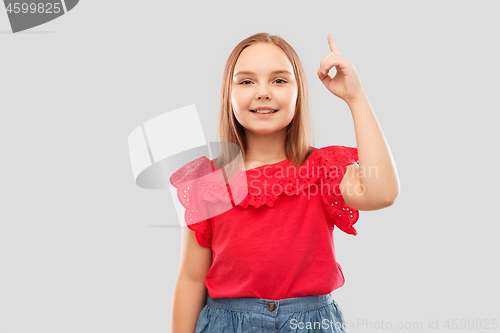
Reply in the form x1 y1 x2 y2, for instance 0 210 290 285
317 33 365 105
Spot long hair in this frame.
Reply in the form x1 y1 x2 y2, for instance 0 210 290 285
213 32 315 174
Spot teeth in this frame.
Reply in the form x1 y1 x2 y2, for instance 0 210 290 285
252 109 276 113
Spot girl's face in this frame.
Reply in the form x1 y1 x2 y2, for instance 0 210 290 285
231 43 298 136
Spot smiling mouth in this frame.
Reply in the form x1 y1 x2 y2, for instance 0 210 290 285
250 109 278 113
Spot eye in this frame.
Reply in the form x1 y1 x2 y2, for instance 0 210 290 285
238 79 287 85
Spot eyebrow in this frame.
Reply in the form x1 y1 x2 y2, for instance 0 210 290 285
234 70 293 77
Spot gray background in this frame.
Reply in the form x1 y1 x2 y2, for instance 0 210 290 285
1 1 499 332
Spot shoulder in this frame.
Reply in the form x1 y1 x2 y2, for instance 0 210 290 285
169 156 213 188
310 145 358 166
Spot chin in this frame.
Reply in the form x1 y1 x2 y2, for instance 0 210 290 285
245 124 288 136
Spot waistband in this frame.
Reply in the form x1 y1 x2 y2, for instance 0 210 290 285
206 292 335 317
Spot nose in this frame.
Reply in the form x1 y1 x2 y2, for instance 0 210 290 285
256 85 271 100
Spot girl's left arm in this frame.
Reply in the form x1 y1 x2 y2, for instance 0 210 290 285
318 33 400 211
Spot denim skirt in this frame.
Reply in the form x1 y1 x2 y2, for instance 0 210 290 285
194 291 346 333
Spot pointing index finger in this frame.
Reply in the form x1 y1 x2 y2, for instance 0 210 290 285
327 33 340 54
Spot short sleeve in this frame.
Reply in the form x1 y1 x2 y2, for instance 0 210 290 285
316 145 360 236
169 156 213 248
333 145 359 166
185 218 212 248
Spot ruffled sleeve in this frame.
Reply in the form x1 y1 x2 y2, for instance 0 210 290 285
315 145 360 236
169 156 213 248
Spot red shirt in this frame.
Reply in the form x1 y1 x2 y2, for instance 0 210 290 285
169 145 359 300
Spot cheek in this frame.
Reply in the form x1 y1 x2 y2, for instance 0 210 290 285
231 90 245 118
282 87 298 108
231 88 251 110
231 88 240 104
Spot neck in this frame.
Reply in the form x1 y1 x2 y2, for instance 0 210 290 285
243 127 288 163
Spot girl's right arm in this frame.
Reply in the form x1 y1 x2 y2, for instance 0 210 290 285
171 226 212 333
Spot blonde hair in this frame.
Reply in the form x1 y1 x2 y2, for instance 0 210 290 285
213 32 315 172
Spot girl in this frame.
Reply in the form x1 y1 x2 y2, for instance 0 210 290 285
170 32 399 333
